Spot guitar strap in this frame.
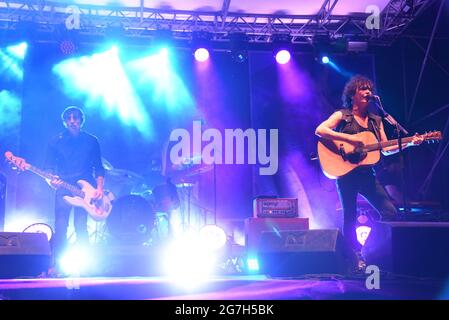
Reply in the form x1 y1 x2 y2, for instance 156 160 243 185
369 117 382 142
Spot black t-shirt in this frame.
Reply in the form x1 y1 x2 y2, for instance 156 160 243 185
336 108 382 138
45 131 105 187
335 109 383 176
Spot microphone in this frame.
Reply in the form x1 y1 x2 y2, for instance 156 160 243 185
368 94 391 119
366 94 380 101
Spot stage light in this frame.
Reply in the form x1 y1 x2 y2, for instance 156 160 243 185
194 48 210 62
321 56 330 64
6 42 28 60
246 258 259 272
357 213 369 225
60 40 77 55
59 246 94 276
356 225 372 246
53 46 156 139
0 90 21 131
4 211 42 232
161 235 218 288
199 224 227 250
231 50 247 63
275 49 291 64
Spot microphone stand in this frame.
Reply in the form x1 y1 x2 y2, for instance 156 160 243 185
373 96 410 217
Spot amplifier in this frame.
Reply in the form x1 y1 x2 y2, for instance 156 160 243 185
253 198 298 218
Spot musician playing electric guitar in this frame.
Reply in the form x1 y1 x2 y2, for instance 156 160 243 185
315 75 424 269
43 106 105 273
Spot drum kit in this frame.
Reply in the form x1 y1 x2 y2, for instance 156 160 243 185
102 157 212 245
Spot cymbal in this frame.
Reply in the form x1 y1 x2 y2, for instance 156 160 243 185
105 168 144 182
101 157 114 170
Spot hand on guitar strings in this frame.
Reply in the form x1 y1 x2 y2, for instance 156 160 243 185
92 188 104 200
347 135 365 148
409 133 424 146
46 176 63 190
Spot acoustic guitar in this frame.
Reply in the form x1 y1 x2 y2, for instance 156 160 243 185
317 131 442 179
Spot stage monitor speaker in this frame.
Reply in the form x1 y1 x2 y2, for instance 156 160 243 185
247 228 356 277
0 232 51 278
245 217 309 252
362 221 449 278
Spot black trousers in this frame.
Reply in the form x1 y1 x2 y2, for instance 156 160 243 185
336 167 397 252
51 192 89 263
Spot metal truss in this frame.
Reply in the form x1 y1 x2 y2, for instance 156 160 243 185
0 0 437 46
378 0 439 45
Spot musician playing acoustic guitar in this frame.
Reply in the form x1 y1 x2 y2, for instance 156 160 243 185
315 75 423 268
44 106 105 273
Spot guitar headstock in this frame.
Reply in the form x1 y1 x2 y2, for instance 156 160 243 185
4 151 29 171
421 131 442 144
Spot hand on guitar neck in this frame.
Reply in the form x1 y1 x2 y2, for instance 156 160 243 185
4 151 112 220
381 132 425 155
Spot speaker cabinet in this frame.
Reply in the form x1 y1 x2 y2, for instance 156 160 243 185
245 217 309 251
246 227 355 277
362 221 449 278
0 232 51 278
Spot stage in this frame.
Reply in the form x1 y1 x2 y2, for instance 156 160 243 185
0 273 447 300
0 1 448 306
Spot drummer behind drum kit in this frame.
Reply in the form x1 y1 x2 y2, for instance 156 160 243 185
102 157 212 245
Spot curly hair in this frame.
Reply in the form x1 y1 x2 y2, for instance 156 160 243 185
341 75 375 109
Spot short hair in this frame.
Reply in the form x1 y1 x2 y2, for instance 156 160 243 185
342 75 375 109
61 106 85 126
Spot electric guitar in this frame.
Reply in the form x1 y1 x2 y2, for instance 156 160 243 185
317 131 442 179
4 151 114 221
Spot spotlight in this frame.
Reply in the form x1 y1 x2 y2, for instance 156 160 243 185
6 42 28 60
275 49 291 64
199 224 227 250
60 40 77 55
231 50 247 63
59 246 93 276
321 56 330 64
246 257 260 272
194 48 210 62
356 226 372 246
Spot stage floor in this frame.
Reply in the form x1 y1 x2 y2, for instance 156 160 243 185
1 273 448 300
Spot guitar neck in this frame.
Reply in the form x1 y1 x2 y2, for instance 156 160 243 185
365 136 414 152
27 165 84 198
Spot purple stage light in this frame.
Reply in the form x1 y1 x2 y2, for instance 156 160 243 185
275 50 291 64
356 225 372 246
194 48 210 62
